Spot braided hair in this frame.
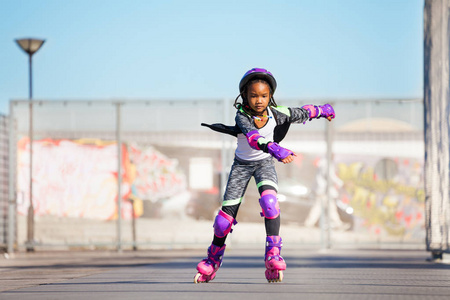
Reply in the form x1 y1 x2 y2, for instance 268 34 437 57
233 79 278 117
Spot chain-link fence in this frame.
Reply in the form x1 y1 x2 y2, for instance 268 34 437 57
5 98 425 251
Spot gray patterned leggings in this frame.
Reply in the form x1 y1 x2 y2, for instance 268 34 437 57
212 156 281 246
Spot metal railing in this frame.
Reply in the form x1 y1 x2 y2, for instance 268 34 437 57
4 98 425 251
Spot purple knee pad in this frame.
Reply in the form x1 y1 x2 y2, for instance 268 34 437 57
259 190 280 219
213 210 237 238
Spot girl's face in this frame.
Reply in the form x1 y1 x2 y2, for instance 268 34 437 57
246 81 271 115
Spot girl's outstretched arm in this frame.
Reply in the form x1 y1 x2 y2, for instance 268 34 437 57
301 104 335 122
287 104 335 124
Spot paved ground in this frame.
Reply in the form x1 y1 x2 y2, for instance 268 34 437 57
0 248 449 299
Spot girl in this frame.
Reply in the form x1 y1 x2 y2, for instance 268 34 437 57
195 68 335 283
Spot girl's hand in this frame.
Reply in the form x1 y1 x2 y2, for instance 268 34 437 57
281 153 297 164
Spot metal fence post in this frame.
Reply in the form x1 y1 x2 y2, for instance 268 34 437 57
116 102 123 252
321 107 334 250
26 99 34 252
7 102 15 253
220 98 229 197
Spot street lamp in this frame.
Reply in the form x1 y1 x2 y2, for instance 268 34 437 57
15 38 45 252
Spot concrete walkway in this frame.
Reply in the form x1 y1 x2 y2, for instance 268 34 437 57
0 248 449 299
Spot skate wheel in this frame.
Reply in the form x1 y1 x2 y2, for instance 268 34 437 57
278 271 284 282
194 272 216 283
194 273 202 284
266 270 283 283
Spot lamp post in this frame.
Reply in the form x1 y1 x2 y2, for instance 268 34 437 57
15 38 45 252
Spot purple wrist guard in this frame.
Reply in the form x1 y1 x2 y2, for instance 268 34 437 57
268 142 293 161
319 104 335 120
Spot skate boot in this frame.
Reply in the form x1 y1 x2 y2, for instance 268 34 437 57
194 244 226 283
264 235 286 283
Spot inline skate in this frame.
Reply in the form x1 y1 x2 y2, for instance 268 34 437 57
194 244 226 283
264 235 286 283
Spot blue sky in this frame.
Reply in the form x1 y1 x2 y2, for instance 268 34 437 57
1 0 424 114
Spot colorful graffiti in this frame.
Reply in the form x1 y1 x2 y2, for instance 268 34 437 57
336 155 425 239
16 138 187 220
128 143 186 201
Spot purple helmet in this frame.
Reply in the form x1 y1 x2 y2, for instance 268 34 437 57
239 68 277 94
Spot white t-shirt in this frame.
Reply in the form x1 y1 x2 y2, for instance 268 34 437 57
235 108 276 161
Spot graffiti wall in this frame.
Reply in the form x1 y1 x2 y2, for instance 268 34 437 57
16 138 187 220
128 143 186 202
336 154 425 241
